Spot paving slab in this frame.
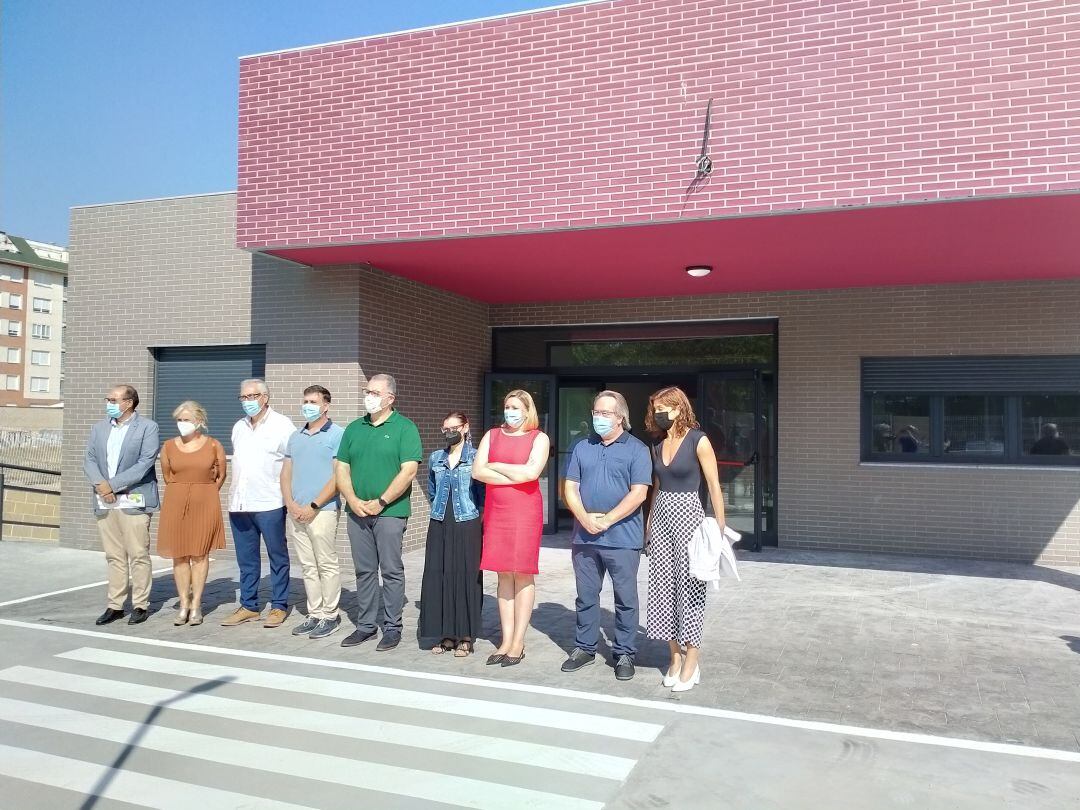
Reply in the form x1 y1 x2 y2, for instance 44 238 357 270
3 534 1080 751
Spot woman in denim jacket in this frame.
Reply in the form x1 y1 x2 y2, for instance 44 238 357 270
419 411 485 656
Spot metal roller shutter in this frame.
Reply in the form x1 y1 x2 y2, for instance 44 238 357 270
862 356 1080 394
153 345 266 453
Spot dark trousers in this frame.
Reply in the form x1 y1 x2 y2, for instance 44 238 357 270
572 544 641 658
229 508 290 611
347 514 407 634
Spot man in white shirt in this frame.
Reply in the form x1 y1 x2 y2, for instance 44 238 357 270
221 378 297 628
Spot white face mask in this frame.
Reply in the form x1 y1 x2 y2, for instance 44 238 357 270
364 393 385 415
176 421 198 437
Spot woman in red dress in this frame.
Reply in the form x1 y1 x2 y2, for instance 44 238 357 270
473 389 550 667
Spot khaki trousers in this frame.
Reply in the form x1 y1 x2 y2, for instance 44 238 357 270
286 510 341 619
96 509 152 610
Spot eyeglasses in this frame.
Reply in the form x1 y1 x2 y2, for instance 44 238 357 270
103 397 131 404
443 424 464 432
237 393 264 401
362 389 387 398
591 409 618 419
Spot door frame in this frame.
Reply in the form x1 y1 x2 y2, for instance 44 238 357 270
698 369 768 550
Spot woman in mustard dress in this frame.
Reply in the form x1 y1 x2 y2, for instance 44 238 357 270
158 401 226 626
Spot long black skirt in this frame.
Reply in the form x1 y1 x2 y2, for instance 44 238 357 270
418 507 483 640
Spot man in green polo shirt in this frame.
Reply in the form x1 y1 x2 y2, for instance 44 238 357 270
335 373 423 651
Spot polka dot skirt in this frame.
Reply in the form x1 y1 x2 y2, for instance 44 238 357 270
646 490 708 647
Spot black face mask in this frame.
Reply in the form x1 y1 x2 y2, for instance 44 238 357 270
653 412 674 431
443 430 463 446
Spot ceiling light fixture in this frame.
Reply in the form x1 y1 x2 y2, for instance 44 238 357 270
685 265 712 278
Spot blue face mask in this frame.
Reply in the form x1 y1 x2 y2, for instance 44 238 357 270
301 403 322 422
504 409 524 428
242 400 262 417
105 402 122 419
592 415 616 437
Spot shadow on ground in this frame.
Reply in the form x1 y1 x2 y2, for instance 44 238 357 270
755 547 1080 592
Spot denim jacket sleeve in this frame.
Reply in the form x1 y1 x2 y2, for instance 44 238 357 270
427 451 438 503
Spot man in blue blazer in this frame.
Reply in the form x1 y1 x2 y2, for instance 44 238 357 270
83 384 160 625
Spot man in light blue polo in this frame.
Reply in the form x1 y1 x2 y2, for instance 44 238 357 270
562 390 652 681
281 385 345 640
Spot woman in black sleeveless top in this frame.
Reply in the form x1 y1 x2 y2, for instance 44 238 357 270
645 386 726 693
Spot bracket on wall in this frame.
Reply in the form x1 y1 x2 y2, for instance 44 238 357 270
694 97 714 180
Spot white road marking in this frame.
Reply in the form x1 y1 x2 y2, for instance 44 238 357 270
0 663 638 779
0 697 603 810
0 569 174 608
2 618 1079 764
57 647 663 743
0 742 315 810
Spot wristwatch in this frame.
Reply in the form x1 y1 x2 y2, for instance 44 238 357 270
377 497 389 509
309 501 320 510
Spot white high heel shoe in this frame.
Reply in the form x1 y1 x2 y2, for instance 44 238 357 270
662 670 679 688
671 666 700 692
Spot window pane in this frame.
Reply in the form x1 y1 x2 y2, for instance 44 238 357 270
944 395 1005 456
547 335 775 367
1022 395 1079 457
492 321 777 369
870 395 930 454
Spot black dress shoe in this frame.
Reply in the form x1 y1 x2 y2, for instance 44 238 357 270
376 630 401 651
95 608 124 626
614 654 636 681
128 608 149 625
561 647 597 673
340 628 377 648
501 647 525 667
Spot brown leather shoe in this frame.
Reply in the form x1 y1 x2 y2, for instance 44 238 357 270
263 608 288 628
220 607 262 627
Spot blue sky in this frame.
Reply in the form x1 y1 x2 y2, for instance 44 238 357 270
1 0 574 245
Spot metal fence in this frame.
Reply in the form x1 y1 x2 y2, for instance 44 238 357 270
0 429 62 491
0 430 61 539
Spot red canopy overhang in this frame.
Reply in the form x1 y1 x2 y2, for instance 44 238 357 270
261 194 1080 304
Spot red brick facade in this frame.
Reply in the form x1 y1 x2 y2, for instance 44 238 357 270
238 0 1080 248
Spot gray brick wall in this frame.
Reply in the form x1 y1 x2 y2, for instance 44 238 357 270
65 194 488 566
65 194 252 553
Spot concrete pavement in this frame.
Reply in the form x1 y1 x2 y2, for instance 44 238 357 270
4 534 1079 751
2 535 1080 807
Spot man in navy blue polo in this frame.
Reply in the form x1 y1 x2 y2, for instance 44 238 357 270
562 390 652 681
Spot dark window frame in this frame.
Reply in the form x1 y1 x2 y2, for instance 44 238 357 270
861 357 1080 467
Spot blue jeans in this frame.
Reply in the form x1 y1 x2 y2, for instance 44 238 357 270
572 544 641 658
229 508 289 611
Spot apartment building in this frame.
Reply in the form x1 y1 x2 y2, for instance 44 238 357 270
0 233 67 409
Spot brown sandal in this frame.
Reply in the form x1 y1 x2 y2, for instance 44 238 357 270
432 638 454 655
454 639 473 658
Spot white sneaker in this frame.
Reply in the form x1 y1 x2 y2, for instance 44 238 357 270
671 667 700 692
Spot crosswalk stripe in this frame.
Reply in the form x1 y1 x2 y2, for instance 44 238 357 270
58 647 663 742
0 664 638 780
0 742 316 810
0 696 605 810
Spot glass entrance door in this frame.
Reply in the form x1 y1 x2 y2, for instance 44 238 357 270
483 373 558 533
698 371 770 549
556 381 603 512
